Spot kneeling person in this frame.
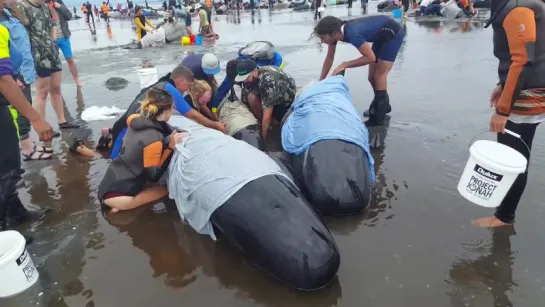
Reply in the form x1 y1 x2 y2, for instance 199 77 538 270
109 65 226 159
235 60 296 140
98 87 187 212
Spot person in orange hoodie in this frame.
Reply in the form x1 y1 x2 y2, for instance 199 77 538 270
101 1 109 22
134 5 154 39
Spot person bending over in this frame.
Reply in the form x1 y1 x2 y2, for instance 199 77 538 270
314 15 404 126
181 52 220 93
108 65 226 159
171 6 193 35
98 87 186 212
211 42 284 111
187 80 216 120
235 59 296 140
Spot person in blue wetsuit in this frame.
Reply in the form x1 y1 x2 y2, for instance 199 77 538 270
314 16 405 126
209 48 284 111
107 65 226 159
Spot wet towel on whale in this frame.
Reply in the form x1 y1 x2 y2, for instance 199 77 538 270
167 115 292 240
217 99 258 136
281 76 375 182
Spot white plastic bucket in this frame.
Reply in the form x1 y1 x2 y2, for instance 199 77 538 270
137 68 158 89
0 231 39 297
457 131 528 208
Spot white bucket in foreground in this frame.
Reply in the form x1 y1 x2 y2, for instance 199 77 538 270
137 68 158 89
0 231 39 297
457 140 527 208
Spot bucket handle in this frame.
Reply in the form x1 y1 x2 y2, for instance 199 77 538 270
469 129 531 155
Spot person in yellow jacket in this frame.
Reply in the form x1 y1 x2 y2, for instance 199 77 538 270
134 6 154 40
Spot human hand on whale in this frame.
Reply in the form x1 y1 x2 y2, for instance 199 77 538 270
168 131 189 149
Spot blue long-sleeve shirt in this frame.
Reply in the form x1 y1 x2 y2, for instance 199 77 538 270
0 9 35 84
209 51 284 109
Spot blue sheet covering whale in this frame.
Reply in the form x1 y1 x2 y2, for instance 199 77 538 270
281 76 375 182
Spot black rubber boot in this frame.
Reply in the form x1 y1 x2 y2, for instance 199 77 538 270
365 91 389 126
363 92 391 117
6 194 51 228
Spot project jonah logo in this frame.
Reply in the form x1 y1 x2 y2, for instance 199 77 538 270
465 164 502 200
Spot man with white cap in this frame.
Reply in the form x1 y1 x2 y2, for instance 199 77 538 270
235 59 296 140
181 52 221 94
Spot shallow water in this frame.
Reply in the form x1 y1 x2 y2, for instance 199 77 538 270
2 6 545 307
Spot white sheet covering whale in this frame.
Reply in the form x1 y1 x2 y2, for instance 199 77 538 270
166 115 292 240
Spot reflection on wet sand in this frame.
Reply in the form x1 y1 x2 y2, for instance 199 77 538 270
448 228 516 307
13 92 103 307
413 18 486 33
174 221 343 307
106 202 199 289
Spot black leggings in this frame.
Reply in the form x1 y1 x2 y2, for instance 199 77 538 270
402 0 409 12
0 106 23 226
495 120 538 224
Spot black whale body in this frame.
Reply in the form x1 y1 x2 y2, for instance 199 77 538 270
287 139 372 215
210 173 340 290
232 124 266 151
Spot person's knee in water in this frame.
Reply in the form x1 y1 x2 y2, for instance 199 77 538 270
235 59 296 140
98 87 188 212
313 15 404 126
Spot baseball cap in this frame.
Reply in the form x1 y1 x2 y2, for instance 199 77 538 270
194 3 202 9
235 59 257 82
201 53 221 75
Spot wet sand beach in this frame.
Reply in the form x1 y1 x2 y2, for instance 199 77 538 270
2 6 545 307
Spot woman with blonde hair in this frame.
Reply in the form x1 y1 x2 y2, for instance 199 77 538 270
97 87 187 212
187 79 216 120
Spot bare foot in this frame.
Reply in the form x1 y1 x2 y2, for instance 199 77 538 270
472 216 513 228
76 145 101 158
